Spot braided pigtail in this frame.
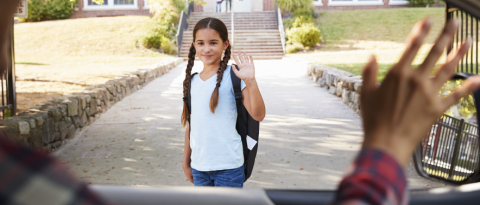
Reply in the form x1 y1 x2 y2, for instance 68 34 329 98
181 43 196 128
209 44 232 113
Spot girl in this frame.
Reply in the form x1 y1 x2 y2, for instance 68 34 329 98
181 17 266 187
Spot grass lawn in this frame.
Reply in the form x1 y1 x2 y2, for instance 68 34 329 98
290 8 447 81
14 16 174 114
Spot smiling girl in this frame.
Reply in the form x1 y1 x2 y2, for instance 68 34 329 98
181 18 266 187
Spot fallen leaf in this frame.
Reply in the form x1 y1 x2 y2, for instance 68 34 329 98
112 167 115 169
300 168 303 170
258 162 261 164
130 148 135 150
257 171 263 173
84 170 88 173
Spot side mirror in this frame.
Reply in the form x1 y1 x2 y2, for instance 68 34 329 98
413 73 480 185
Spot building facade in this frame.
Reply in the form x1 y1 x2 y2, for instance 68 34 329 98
70 0 442 19
71 0 151 18
194 0 411 12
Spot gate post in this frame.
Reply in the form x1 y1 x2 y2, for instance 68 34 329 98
6 19 16 117
449 119 465 179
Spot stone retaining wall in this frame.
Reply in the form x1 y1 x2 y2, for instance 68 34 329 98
0 58 183 152
306 63 363 114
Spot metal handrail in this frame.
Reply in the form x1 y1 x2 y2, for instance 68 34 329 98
277 8 286 54
176 2 194 57
231 0 234 48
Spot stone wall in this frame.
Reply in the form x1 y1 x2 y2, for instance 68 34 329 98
0 58 183 152
306 63 362 114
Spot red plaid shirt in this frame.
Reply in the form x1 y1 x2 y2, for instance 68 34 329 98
0 136 406 205
334 148 408 205
0 136 112 205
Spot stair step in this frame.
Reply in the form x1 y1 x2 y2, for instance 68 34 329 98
180 51 284 55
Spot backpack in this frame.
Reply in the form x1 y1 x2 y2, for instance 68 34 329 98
184 64 260 182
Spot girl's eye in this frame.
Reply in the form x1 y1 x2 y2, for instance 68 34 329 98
198 42 204 46
211 42 217 45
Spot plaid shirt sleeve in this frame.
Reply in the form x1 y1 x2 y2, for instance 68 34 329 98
0 136 113 205
333 148 408 205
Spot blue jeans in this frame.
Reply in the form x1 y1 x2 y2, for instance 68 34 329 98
192 165 245 187
216 2 222 12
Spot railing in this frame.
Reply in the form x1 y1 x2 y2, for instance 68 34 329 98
231 0 234 48
277 8 286 54
274 0 285 54
3 20 17 119
176 2 194 56
419 114 480 181
446 3 479 74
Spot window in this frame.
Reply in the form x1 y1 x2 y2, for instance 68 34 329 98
313 0 323 6
143 0 149 9
83 0 138 10
87 0 107 6
114 0 134 5
328 0 383 6
388 0 409 5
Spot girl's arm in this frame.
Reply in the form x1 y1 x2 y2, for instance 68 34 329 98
182 124 193 183
241 80 265 122
232 51 266 122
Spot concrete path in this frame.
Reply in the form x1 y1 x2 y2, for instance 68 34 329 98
55 58 445 190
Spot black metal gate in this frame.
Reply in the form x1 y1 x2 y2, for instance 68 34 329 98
446 2 479 74
2 20 17 119
415 2 480 183
420 115 479 181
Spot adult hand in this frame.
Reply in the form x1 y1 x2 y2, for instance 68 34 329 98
232 51 256 83
183 164 194 184
361 18 480 167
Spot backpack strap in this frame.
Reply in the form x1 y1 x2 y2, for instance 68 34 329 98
183 72 198 134
231 65 247 137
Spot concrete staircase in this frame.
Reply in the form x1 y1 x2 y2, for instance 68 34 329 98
179 11 284 60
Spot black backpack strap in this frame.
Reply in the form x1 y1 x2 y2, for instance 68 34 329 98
183 72 198 134
231 65 247 137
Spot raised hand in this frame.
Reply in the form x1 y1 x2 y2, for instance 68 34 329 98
232 51 256 83
361 18 480 167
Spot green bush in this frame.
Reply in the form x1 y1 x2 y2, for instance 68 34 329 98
287 23 322 47
23 0 75 22
142 32 163 49
407 0 436 7
293 8 313 19
291 15 315 28
286 43 304 54
141 0 185 54
278 0 314 12
160 37 178 55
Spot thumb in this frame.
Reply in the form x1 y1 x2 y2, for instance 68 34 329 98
232 64 240 75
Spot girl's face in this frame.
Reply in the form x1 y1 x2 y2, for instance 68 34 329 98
194 28 229 66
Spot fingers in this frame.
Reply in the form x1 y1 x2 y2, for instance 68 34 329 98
362 55 379 94
395 18 433 71
441 75 480 111
238 51 245 64
418 19 460 76
232 52 241 65
433 39 472 89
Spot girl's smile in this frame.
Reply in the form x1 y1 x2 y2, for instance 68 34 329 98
194 28 229 68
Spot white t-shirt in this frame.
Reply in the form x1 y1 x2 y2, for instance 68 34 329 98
190 65 246 171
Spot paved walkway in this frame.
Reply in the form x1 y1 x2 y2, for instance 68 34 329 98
55 58 445 189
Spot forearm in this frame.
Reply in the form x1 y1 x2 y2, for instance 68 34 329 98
183 124 191 167
244 79 266 121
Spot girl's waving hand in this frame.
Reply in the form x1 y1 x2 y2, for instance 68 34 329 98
231 51 265 122
232 51 256 82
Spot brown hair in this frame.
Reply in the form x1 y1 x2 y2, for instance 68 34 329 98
181 18 232 128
